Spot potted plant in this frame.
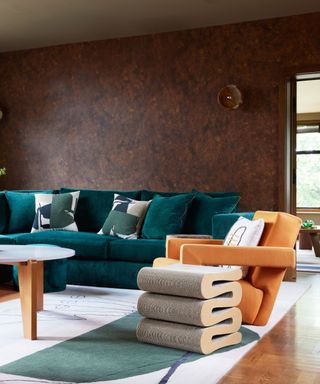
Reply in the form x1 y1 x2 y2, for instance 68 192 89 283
302 219 314 228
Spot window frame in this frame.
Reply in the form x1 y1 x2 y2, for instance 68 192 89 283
296 126 320 209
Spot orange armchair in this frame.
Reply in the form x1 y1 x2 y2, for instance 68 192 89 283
153 211 302 326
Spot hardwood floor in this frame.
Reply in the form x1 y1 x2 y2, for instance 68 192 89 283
0 284 18 302
1 273 320 383
220 272 320 384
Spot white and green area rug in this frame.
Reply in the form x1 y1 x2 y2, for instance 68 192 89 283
0 282 309 384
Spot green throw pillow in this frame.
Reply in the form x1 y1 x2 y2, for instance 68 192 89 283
5 190 55 233
183 192 240 235
31 191 80 232
98 194 150 239
192 189 240 199
141 190 189 200
141 194 194 240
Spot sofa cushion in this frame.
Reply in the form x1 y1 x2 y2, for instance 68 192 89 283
108 239 165 263
5 190 56 234
67 259 149 289
2 232 29 241
15 231 116 260
0 235 15 244
141 194 194 239
60 188 141 232
183 192 240 235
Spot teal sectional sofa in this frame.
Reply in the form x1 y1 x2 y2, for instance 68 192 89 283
0 188 240 290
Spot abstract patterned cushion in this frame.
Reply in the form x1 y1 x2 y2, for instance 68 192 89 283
98 194 150 239
31 191 80 232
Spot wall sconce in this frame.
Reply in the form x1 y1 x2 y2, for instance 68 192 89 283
0 108 3 120
217 85 243 110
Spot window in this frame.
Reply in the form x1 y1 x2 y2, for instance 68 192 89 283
296 125 320 208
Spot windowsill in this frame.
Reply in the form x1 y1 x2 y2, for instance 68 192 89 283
296 208 320 214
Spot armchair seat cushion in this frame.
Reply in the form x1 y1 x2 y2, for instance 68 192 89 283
15 231 116 260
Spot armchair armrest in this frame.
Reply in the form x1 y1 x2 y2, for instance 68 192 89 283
166 238 223 260
180 244 295 268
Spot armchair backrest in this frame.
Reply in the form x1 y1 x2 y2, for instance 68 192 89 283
245 210 301 325
253 211 302 248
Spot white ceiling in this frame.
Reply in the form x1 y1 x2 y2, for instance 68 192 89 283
0 0 320 52
297 80 320 114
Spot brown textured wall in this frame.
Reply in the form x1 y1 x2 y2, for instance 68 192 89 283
0 13 320 210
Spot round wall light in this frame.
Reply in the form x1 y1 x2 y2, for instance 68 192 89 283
217 85 243 110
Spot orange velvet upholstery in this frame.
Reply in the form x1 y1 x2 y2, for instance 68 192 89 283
153 211 302 326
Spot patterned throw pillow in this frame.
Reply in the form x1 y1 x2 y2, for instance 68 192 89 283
223 216 265 277
98 194 150 239
31 191 80 232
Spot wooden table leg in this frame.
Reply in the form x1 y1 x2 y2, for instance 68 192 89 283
18 260 40 340
310 233 320 257
36 261 44 311
299 232 313 250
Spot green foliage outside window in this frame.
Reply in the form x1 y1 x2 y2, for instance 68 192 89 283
296 131 320 208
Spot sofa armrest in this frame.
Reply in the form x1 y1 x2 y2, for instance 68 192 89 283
212 212 254 240
180 244 295 268
0 192 8 233
166 238 223 260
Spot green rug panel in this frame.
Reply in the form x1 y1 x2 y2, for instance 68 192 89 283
0 313 259 383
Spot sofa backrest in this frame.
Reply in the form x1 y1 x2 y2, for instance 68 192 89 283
0 188 241 236
61 188 141 232
2 190 58 234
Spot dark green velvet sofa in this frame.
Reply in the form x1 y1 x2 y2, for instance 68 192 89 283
0 188 241 290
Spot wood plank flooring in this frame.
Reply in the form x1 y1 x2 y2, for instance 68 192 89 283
0 284 18 302
1 273 319 383
220 272 320 384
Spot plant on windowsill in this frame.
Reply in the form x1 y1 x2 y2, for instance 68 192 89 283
302 219 315 228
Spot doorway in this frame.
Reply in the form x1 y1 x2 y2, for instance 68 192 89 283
285 72 320 270
284 72 320 214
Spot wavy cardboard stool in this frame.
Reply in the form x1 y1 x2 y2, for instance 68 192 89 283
137 264 243 355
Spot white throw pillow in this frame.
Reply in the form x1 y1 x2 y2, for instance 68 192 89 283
223 216 265 277
31 191 80 232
